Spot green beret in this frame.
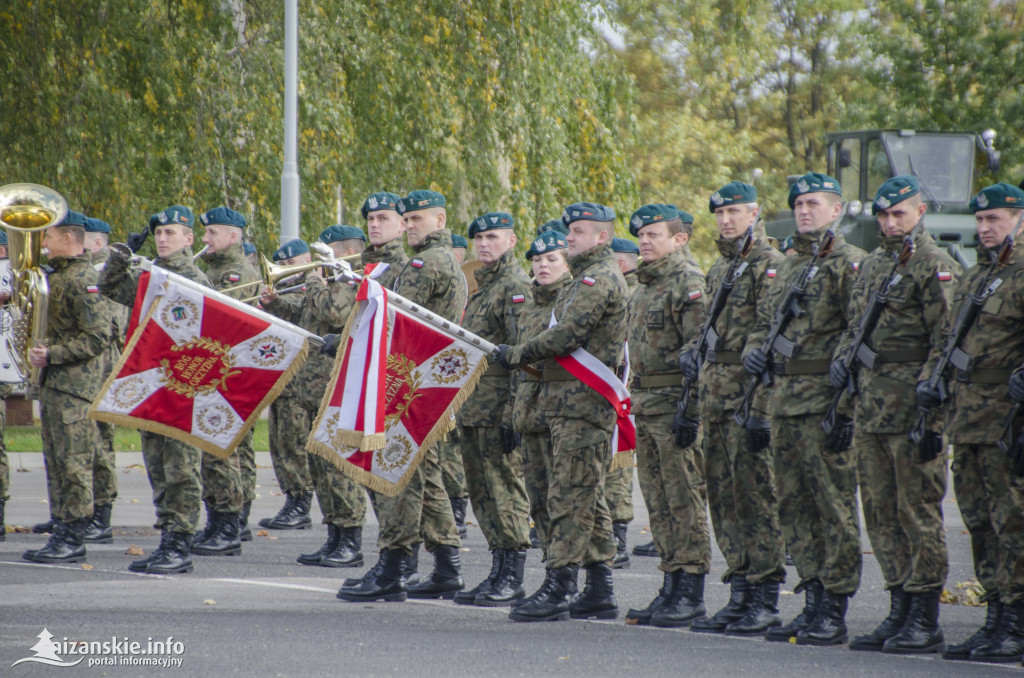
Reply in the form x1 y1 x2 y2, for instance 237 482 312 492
149 205 195 233
272 238 309 261
970 182 1024 213
468 211 514 238
709 181 757 213
397 190 446 215
361 191 402 219
561 201 615 228
451 234 467 249
787 172 841 209
83 216 111 234
0 230 7 246
536 219 568 236
628 203 685 236
611 237 639 254
61 210 87 227
320 224 366 244
200 206 246 229
526 231 567 260
243 242 256 256
872 176 920 214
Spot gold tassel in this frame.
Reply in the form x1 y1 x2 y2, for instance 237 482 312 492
609 449 635 471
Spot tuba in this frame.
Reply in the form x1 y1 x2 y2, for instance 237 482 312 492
0 183 67 384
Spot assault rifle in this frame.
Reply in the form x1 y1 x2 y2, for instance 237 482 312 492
821 236 915 435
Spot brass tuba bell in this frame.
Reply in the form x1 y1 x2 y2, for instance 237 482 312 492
0 183 67 384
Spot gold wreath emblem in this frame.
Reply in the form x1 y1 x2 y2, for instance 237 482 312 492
111 375 149 410
431 347 469 385
384 353 422 429
160 297 200 331
375 434 414 473
247 335 287 368
196 404 234 437
158 336 242 399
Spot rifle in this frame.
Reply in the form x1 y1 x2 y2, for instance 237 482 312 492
678 225 755 414
908 234 1016 444
734 227 837 427
821 236 916 435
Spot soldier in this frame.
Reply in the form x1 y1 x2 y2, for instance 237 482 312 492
257 238 315 531
830 177 957 654
742 173 865 643
623 205 712 627
193 206 262 556
319 224 367 260
452 211 533 607
451 233 468 264
23 210 110 564
338 189 466 603
243 241 258 268
678 182 787 635
498 201 627 623
919 182 1024 663
0 230 9 541
101 205 210 573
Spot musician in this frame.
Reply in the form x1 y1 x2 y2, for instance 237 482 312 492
0 230 9 542
319 224 367 259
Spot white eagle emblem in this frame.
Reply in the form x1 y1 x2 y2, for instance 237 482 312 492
976 192 989 209
711 192 724 206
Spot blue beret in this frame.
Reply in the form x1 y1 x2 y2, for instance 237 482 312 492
149 205 195 232
451 234 468 249
319 224 366 244
272 238 309 261
536 219 568 236
788 172 842 209
526 231 568 260
873 176 921 215
200 206 246 229
61 210 87 227
468 212 515 238
243 242 256 256
361 191 402 219
561 201 615 228
611 238 640 255
628 203 688 236
83 216 111 234
970 182 1024 213
709 181 757 213
397 190 446 215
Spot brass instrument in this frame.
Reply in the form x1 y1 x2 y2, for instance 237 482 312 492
219 249 361 296
0 183 68 384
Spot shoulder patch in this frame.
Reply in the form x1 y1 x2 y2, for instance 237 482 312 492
411 259 424 268
581 276 596 286
86 285 99 294
937 271 952 281
852 261 860 271
512 294 526 303
687 289 703 301
766 269 776 278
228 274 240 282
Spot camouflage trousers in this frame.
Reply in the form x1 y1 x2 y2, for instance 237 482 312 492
268 396 313 496
437 429 467 499
605 461 635 524
141 431 202 534
521 431 552 559
545 416 616 569
858 431 948 593
635 413 711 574
201 429 255 513
93 420 118 505
0 397 7 503
773 414 861 594
952 444 1024 605
704 419 786 584
459 425 531 551
309 454 367 529
40 388 96 522
376 442 460 555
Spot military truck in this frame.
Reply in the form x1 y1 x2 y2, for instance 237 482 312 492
766 129 1001 267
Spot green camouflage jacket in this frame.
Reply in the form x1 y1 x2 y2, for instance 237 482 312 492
100 246 212 309
623 269 639 294
202 242 261 305
512 273 572 434
362 238 409 291
393 228 467 323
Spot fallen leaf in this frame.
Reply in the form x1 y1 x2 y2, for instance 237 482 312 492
81 563 94 570
12 525 31 533
558 656 570 660
125 545 145 556
202 599 216 606
16 467 30 472
257 529 269 537
130 499 139 503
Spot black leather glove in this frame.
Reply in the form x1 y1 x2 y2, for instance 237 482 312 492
125 229 149 253
1010 434 1024 477
829 359 850 391
917 430 944 463
745 417 771 453
1010 370 1024 404
824 413 855 452
671 408 700 449
915 380 944 410
319 333 340 357
499 426 520 455
742 348 770 377
679 349 700 383
494 344 512 370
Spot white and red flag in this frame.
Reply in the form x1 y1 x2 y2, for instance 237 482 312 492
89 268 314 458
308 276 488 496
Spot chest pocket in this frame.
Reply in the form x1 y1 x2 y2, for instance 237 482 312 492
981 295 1004 316
886 280 913 305
647 309 665 330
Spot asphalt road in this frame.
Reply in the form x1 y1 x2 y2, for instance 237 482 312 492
0 451 1017 677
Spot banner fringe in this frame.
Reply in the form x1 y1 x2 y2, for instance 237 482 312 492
609 449 635 471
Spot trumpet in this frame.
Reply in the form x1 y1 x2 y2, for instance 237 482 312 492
239 257 361 304
219 246 360 296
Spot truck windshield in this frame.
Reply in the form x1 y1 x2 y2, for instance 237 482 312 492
882 133 975 204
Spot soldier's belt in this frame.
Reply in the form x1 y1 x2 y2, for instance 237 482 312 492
956 368 1013 385
772 359 831 376
484 365 510 377
631 373 683 389
705 350 742 365
523 366 577 382
856 345 930 370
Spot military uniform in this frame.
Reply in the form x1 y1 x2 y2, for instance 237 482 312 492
0 382 10 540
605 267 637 565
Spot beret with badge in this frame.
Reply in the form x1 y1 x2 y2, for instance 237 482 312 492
872 175 920 215
451 234 468 249
361 191 402 219
148 205 195 233
970 182 1024 213
611 237 639 255
83 216 111 234
397 189 446 215
272 238 309 262
468 211 514 238
526 230 567 260
320 224 366 244
536 218 569 236
243 242 256 256
629 203 693 236
561 201 615 227
788 172 842 209
60 210 88 227
708 181 757 213
200 206 246 229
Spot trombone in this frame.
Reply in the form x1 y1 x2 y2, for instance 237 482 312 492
220 250 362 300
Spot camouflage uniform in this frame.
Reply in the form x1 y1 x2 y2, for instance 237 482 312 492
838 222 957 594
747 229 865 595
200 243 261 514
0 383 10 505
605 270 637 526
508 242 627 569
101 246 211 533
694 233 786 585
629 245 711 574
436 431 467 501
40 252 110 522
456 248 532 551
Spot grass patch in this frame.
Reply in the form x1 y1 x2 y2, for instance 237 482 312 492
7 419 269 453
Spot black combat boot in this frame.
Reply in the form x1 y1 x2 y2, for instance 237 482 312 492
320 527 364 568
970 599 1024 663
297 525 340 566
882 590 943 654
0 500 5 542
612 522 630 569
529 525 541 549
336 548 408 602
259 493 294 529
343 550 382 587
766 579 823 642
261 490 314 530
796 589 849 646
450 496 468 540
455 550 503 605
32 516 57 534
408 545 464 599
651 572 707 628
146 533 194 575
239 502 252 542
82 503 114 544
195 502 217 543
509 566 578 622
405 543 420 587
569 563 618 620
477 550 527 607
626 571 677 625
192 512 242 556
25 519 87 564
850 586 910 650
130 529 173 572
943 600 1001 660
725 580 781 635
632 540 658 557
691 575 752 633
